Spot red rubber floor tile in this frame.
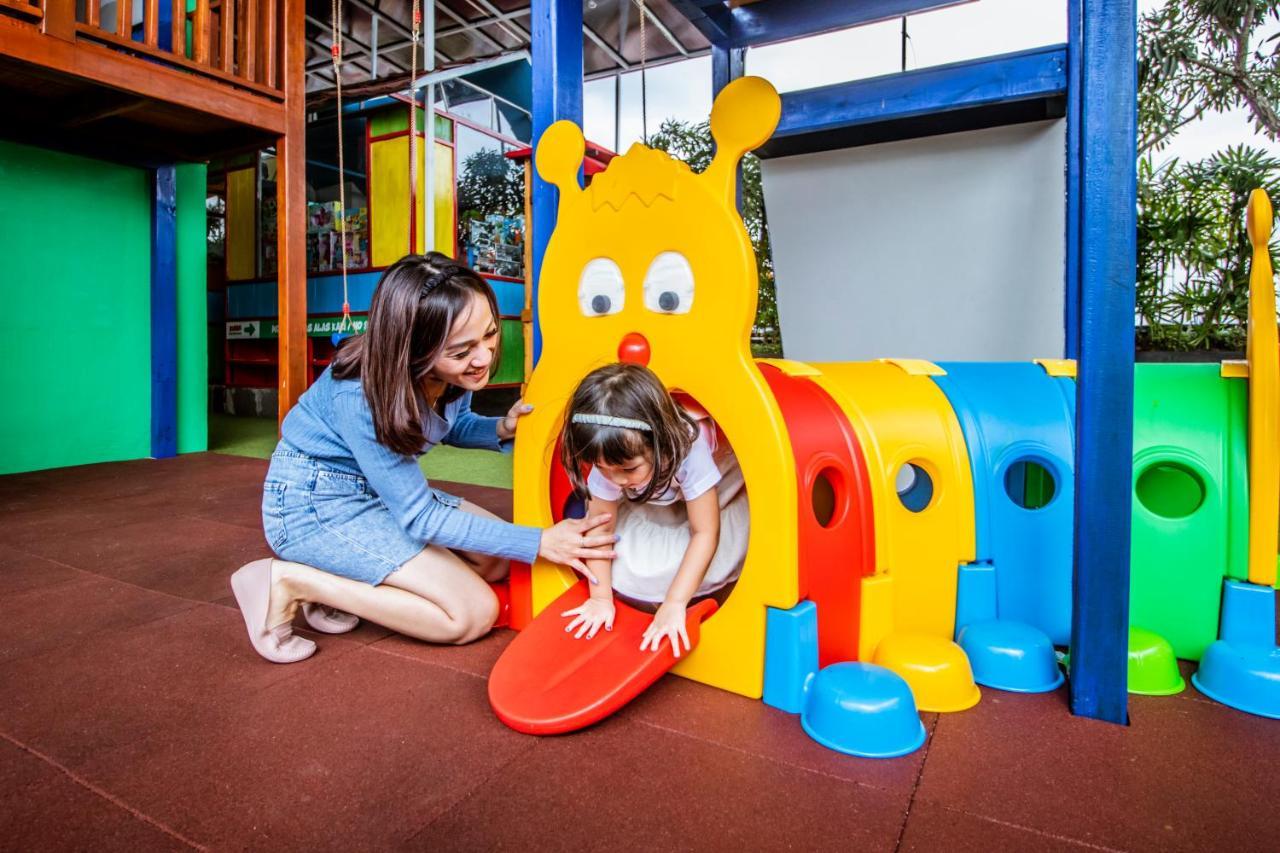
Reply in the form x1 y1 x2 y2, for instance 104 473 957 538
899 800 1113 853
371 625 514 677
0 574 197 666
0 740 192 852
410 715 910 852
14 515 262 577
73 646 536 849
916 687 1280 852
0 603 359 768
0 547 84 598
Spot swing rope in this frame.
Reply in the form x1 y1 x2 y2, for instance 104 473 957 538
329 0 352 337
408 0 421 256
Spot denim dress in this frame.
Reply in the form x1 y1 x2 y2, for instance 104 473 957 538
262 368 541 584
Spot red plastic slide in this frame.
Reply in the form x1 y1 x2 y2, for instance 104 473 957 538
488 583 718 735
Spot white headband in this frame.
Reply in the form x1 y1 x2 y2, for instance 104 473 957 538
571 413 652 431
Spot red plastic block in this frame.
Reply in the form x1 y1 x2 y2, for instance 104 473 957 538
488 581 511 629
488 583 717 735
759 363 876 666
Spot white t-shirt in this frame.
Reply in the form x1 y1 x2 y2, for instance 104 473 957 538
586 428 721 506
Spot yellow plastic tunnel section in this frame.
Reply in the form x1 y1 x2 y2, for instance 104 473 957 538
1245 189 1278 588
515 78 797 699
808 360 977 660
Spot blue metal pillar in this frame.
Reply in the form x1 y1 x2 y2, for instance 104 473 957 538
1065 0 1137 724
151 166 178 459
530 0 583 365
711 43 745 97
711 43 746 210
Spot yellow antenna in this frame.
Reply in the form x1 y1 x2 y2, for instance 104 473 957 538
1245 189 1277 588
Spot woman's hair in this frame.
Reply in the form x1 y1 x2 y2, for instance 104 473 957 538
560 363 697 503
332 253 500 456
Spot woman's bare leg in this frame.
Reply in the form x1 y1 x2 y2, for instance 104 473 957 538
450 500 510 582
270 548 498 644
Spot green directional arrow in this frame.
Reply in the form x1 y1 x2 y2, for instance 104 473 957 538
243 323 256 336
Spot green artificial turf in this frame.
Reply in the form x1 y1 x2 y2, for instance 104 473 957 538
208 413 515 489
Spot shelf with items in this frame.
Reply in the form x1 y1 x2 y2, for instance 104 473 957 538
307 201 371 274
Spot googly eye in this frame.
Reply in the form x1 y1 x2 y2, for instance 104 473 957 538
642 252 694 315
578 258 625 317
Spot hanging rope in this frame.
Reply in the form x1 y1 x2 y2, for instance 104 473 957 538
330 0 352 341
408 0 421 256
638 0 648 144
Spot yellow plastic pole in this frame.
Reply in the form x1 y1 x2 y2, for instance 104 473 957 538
1245 189 1277 587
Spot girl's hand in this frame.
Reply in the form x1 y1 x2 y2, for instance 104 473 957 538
561 597 616 639
641 600 691 658
538 514 617 582
497 399 534 440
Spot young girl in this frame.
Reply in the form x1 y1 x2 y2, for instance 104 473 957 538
230 253 617 664
557 363 750 657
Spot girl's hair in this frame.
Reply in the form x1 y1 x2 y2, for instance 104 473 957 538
332 252 500 456
560 363 697 503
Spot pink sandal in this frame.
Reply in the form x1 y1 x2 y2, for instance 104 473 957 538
229 559 316 664
302 603 359 634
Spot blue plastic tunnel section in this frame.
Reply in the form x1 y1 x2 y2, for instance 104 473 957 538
933 363 1077 645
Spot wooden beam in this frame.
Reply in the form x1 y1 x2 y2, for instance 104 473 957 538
171 0 186 57
145 0 159 46
77 24 285 99
0 18 287 133
240 0 257 81
193 0 210 63
258 0 276 86
277 0 308 422
58 94 150 127
220 0 234 72
41 0 75 40
117 0 133 39
0 0 43 20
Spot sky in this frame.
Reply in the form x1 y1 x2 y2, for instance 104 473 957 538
581 0 1280 165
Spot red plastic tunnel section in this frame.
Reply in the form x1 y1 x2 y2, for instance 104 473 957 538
759 363 877 667
510 441 587 630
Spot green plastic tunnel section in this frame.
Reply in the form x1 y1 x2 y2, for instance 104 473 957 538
1130 364 1248 661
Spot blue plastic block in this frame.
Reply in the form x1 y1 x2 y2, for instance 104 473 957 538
955 562 998 636
934 363 1076 645
763 601 819 715
1219 581 1277 647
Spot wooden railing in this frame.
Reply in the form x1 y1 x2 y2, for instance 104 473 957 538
14 0 283 99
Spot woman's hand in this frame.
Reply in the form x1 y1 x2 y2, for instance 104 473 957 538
561 596 616 639
538 513 617 582
641 600 691 658
497 399 534 440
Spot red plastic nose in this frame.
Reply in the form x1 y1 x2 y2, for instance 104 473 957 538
618 333 651 366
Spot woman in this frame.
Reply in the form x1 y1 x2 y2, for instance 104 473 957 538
230 253 616 663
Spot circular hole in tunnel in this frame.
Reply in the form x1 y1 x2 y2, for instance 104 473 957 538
895 462 934 513
811 467 841 528
1135 462 1205 519
1004 459 1057 510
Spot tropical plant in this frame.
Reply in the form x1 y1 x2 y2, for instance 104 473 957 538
646 119 781 357
1137 0 1280 351
1139 0 1280 154
1137 146 1280 350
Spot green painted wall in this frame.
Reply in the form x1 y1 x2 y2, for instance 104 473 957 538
0 142 207 474
176 163 208 454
